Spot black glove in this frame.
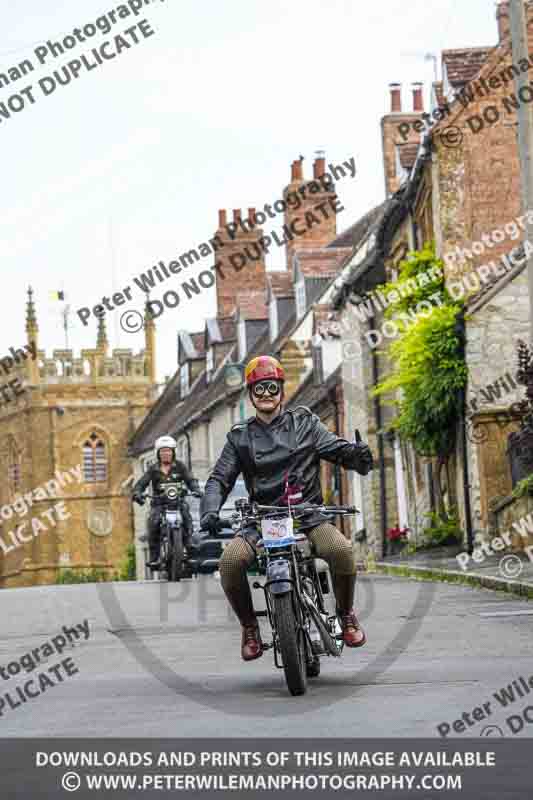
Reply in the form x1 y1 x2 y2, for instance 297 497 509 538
200 511 219 535
353 443 373 474
352 430 373 475
132 493 145 506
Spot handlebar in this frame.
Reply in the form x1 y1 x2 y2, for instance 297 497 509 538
246 503 358 517
134 490 203 502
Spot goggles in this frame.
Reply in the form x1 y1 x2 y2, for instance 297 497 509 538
252 380 281 398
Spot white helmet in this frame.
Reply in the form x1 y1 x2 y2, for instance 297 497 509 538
154 435 176 460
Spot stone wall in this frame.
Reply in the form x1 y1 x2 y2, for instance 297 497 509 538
489 492 533 553
465 269 530 531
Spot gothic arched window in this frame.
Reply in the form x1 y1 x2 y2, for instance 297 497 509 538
7 438 21 496
83 433 108 482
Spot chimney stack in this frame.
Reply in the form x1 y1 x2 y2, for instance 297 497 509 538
412 82 423 112
313 152 326 178
291 159 303 181
283 155 337 264
213 210 266 318
496 1 510 42
389 83 402 113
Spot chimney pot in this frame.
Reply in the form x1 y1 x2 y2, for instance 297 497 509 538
389 83 402 113
412 82 423 112
496 1 510 42
248 207 256 226
233 209 241 223
218 209 227 228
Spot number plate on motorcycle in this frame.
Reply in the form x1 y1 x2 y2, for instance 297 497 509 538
165 511 179 524
260 517 295 548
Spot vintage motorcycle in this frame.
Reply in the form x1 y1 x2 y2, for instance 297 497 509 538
141 482 202 581
226 499 358 696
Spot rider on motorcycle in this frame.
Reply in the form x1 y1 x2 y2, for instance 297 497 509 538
132 435 200 570
200 355 374 661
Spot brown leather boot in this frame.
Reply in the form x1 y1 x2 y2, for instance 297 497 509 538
338 609 366 648
241 623 263 661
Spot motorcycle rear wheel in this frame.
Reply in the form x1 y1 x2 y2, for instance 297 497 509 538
273 593 307 697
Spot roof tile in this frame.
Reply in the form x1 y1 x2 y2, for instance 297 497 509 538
267 271 294 298
295 248 352 278
398 142 419 170
442 47 493 88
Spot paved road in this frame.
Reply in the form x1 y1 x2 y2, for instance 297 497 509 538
1 574 532 738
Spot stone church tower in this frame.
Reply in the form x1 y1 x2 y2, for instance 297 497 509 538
0 289 157 588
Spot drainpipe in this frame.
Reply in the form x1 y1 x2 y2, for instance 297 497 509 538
182 429 192 471
456 310 474 554
328 387 343 503
371 346 388 558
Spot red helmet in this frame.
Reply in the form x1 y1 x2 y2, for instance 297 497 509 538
244 355 285 387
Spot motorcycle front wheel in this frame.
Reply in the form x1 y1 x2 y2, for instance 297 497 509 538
170 527 185 582
273 592 307 697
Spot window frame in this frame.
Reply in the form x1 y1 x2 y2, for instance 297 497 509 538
82 433 108 483
180 363 189 397
296 280 306 319
238 320 247 361
269 299 279 341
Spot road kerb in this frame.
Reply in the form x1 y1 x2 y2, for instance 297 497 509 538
373 562 533 599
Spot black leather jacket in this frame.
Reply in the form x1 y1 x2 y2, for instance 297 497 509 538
201 406 373 525
132 460 199 507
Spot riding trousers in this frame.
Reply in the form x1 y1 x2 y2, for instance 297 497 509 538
218 523 357 626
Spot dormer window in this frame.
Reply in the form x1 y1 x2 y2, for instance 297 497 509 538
269 299 279 342
296 280 306 320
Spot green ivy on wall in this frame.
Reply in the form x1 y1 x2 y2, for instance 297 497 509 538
376 241 453 319
372 243 467 457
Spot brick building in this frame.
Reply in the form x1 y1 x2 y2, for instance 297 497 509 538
333 0 532 560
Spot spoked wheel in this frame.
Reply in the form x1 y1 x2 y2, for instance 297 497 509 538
158 532 168 580
170 527 185 582
273 593 307 697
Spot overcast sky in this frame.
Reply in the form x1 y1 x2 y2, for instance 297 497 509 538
2 0 497 382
